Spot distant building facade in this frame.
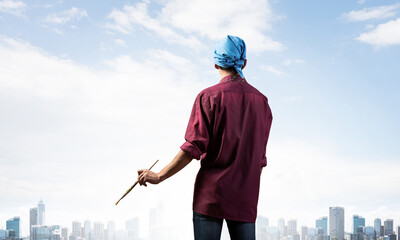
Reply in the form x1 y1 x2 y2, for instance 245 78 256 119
353 215 365 234
6 217 20 238
329 207 345 240
316 217 328 235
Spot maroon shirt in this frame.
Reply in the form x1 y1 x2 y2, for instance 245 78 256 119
180 74 272 223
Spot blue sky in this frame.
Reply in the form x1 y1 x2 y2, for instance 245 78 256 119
1 0 400 239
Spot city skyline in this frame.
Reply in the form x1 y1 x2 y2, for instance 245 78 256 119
1 0 400 239
1 200 400 240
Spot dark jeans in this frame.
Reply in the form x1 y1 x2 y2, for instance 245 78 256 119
193 211 255 240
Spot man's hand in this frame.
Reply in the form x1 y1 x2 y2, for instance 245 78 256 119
137 170 161 187
136 150 193 187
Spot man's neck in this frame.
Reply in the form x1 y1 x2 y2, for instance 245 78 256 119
218 69 237 79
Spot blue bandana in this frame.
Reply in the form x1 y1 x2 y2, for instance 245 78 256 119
214 35 247 78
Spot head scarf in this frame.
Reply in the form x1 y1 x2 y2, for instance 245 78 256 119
214 35 247 78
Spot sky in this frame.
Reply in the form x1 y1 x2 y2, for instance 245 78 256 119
1 0 400 239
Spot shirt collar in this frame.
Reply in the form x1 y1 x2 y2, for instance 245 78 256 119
219 74 246 83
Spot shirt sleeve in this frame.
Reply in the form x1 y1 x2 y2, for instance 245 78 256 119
180 93 212 160
261 105 273 167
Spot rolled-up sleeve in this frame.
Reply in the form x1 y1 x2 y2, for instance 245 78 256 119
180 93 211 160
261 106 273 167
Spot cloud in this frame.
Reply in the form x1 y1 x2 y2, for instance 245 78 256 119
160 0 283 52
260 65 288 77
105 2 206 50
282 59 304 66
113 38 127 48
356 18 400 46
0 0 25 15
342 3 400 22
44 7 88 24
105 0 283 52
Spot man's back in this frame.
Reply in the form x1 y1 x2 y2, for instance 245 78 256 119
181 74 273 222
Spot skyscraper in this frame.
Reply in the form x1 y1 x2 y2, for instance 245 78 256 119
384 219 394 235
61 228 69 240
125 218 139 240
301 226 308 240
397 226 400 240
93 222 104 240
107 221 115 240
257 216 269 240
84 220 91 239
72 221 82 237
30 207 38 239
374 218 381 239
6 217 20 238
288 219 298 236
329 206 345 240
353 215 365 233
37 200 45 226
278 219 286 238
316 217 328 235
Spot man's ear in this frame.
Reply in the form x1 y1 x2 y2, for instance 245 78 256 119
242 59 247 69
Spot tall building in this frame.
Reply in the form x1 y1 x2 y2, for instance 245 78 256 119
316 217 328 235
72 221 81 237
84 221 91 239
364 226 374 239
374 219 381 239
288 219 298 236
257 216 269 240
353 215 365 233
37 200 45 226
301 226 308 240
93 222 104 240
30 208 38 239
0 229 7 240
397 226 400 240
107 221 115 240
384 220 394 235
329 206 345 240
125 218 139 240
31 225 61 240
6 217 20 238
61 228 68 240
278 219 286 238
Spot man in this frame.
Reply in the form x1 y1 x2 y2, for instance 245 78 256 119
137 35 273 240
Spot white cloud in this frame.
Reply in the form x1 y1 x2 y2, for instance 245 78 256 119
105 0 283 52
356 18 400 46
342 3 400 22
282 58 304 66
0 0 25 15
44 7 88 24
105 2 206 50
261 65 288 77
114 38 127 47
358 0 366 4
160 0 283 52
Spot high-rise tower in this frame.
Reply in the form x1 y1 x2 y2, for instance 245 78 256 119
374 218 381 239
6 217 20 238
288 219 298 236
384 219 394 235
329 206 345 240
30 207 38 239
353 215 365 233
316 217 328 235
37 200 45 226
